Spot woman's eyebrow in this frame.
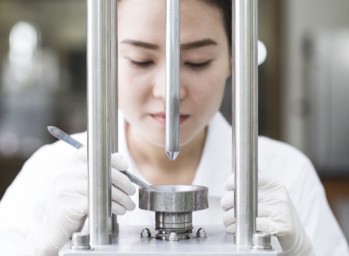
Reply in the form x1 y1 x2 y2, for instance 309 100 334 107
121 40 159 50
121 38 217 51
181 39 217 50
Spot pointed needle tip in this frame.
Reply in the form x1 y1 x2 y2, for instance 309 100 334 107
166 151 179 161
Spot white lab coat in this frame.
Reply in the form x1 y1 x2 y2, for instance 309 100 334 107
0 112 348 255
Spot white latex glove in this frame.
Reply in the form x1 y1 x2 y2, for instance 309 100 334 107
22 147 136 256
220 173 314 256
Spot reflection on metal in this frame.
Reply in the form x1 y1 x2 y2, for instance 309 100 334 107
139 185 208 241
232 0 258 248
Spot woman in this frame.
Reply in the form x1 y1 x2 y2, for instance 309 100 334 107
0 0 348 255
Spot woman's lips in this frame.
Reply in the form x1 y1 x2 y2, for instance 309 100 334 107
151 113 189 126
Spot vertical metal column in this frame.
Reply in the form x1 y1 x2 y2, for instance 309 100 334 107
109 0 119 235
87 0 113 246
165 0 180 161
232 0 258 248
110 0 118 161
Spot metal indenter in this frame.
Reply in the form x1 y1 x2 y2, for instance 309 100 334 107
165 0 180 161
232 0 258 248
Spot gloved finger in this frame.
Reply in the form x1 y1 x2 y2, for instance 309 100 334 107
222 207 235 227
226 223 236 234
220 191 235 211
224 174 235 191
53 173 88 198
111 152 129 171
256 217 287 236
111 201 127 215
111 185 136 211
257 205 272 218
258 173 283 192
111 168 136 195
58 193 88 222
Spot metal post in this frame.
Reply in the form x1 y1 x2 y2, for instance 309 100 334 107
232 0 258 248
87 0 113 246
110 0 118 158
165 0 180 161
109 0 119 235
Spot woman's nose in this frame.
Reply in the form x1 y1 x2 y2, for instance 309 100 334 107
152 70 187 100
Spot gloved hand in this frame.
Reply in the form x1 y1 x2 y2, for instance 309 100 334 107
220 173 314 256
22 147 136 256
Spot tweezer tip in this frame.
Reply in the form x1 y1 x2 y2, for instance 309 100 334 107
166 151 179 161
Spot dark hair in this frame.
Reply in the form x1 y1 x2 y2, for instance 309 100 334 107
201 0 232 47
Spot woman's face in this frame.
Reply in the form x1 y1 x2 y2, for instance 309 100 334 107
118 0 230 147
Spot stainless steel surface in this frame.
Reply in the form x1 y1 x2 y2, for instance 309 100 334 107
165 0 180 161
59 226 283 255
47 126 83 149
109 0 118 234
139 185 208 241
110 0 118 155
252 232 272 250
139 185 208 212
195 228 207 239
140 228 152 238
87 0 113 245
155 212 193 240
71 233 91 250
232 0 258 248
111 214 119 235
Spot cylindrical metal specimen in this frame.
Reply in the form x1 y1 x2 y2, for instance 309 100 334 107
139 185 208 212
87 0 113 245
165 0 180 160
232 0 258 248
139 185 208 241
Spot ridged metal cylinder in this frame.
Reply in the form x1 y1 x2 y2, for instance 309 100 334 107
139 185 208 241
139 185 208 212
232 0 258 248
87 0 114 246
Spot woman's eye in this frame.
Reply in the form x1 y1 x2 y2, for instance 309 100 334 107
185 60 212 70
129 59 154 68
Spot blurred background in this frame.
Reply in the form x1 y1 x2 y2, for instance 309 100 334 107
0 0 348 241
